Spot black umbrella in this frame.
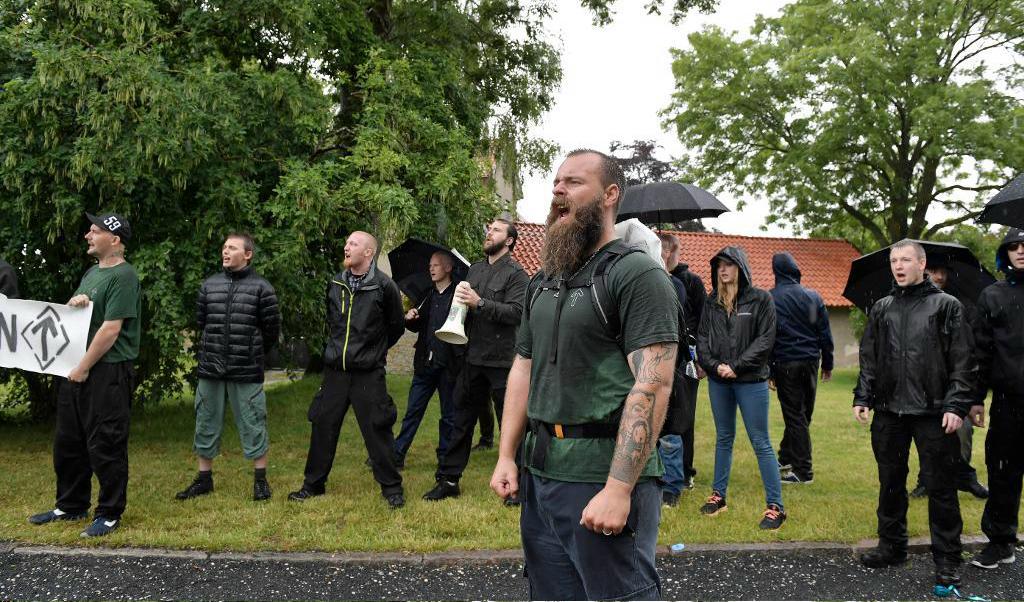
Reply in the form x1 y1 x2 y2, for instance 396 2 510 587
979 173 1024 229
615 181 730 224
387 238 469 306
843 240 996 313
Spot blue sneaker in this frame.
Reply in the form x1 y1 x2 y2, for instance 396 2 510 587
28 509 88 525
80 516 120 538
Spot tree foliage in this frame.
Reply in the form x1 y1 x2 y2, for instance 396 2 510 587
0 0 563 415
580 0 717 25
608 139 706 231
664 0 1024 250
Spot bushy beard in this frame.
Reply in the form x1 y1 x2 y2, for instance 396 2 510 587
484 240 506 256
541 195 604 277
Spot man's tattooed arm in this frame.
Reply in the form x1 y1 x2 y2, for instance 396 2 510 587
608 342 677 485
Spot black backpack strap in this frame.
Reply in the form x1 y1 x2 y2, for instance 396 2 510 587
587 240 645 344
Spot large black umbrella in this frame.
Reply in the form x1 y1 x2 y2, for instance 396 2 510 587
387 238 469 306
843 240 996 313
979 173 1024 229
615 181 730 224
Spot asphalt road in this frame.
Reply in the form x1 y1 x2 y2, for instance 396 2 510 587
2 544 1022 600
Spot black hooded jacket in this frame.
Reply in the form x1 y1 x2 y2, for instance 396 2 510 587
769 253 834 370
975 228 1024 404
671 263 706 339
0 258 18 298
323 262 405 372
853 276 975 417
697 246 776 383
196 266 281 383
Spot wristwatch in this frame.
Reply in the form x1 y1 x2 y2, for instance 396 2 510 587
477 299 486 310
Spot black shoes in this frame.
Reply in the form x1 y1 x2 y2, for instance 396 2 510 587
662 491 680 508
386 493 406 509
758 504 787 530
971 543 1016 569
28 509 88 525
935 563 961 586
859 546 908 568
287 488 323 502
910 484 927 498
472 439 493 451
422 479 460 501
253 479 272 501
960 480 989 499
175 475 214 500
699 491 727 516
781 473 813 485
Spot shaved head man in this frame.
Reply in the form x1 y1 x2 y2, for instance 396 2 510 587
289 230 407 509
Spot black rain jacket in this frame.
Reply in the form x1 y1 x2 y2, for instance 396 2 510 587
697 246 776 383
0 258 17 298
464 253 529 368
853 276 975 417
671 263 706 342
975 228 1024 405
196 266 281 383
323 263 405 372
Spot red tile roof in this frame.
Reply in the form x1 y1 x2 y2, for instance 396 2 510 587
511 223 861 308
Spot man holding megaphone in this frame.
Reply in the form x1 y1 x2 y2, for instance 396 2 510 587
423 219 529 503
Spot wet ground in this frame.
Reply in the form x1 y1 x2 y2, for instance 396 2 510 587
1 542 1022 600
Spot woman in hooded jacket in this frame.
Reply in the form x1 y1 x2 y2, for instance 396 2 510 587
696 246 786 530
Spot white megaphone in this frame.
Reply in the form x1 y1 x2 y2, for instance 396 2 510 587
435 282 469 345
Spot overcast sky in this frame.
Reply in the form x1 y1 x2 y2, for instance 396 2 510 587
518 0 792 235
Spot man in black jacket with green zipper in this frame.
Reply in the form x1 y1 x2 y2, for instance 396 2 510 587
289 231 407 509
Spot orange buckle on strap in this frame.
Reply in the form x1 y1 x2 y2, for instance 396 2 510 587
554 424 565 439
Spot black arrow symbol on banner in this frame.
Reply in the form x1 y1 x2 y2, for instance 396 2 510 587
31 316 58 362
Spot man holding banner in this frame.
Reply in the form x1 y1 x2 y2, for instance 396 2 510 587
29 212 141 538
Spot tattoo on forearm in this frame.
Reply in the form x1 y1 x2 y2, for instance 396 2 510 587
609 343 677 484
628 344 676 386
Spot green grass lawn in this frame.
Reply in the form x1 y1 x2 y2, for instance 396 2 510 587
0 368 1016 552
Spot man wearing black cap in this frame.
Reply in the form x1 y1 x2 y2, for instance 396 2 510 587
29 212 141 538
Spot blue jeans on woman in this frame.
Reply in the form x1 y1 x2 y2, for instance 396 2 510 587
707 379 783 509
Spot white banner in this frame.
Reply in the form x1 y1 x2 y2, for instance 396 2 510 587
0 295 93 377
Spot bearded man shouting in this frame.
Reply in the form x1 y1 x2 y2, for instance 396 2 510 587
489 150 680 600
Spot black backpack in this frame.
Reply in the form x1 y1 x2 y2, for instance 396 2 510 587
525 241 691 435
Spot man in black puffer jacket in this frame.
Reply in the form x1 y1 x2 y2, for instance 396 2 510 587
176 233 281 502
289 231 407 509
853 240 975 588
969 228 1024 570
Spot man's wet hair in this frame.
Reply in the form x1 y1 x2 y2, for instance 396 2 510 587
657 232 679 252
566 149 627 206
890 239 926 261
431 250 454 270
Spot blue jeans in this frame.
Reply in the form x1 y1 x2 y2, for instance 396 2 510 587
658 435 685 495
393 365 456 461
708 379 783 509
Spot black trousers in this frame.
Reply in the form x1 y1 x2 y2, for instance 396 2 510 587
871 410 963 566
436 363 508 482
681 378 698 480
54 361 134 519
476 392 495 445
774 360 818 479
302 367 402 497
981 394 1024 545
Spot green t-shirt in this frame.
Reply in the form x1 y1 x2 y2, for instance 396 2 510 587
515 240 680 483
75 262 141 363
